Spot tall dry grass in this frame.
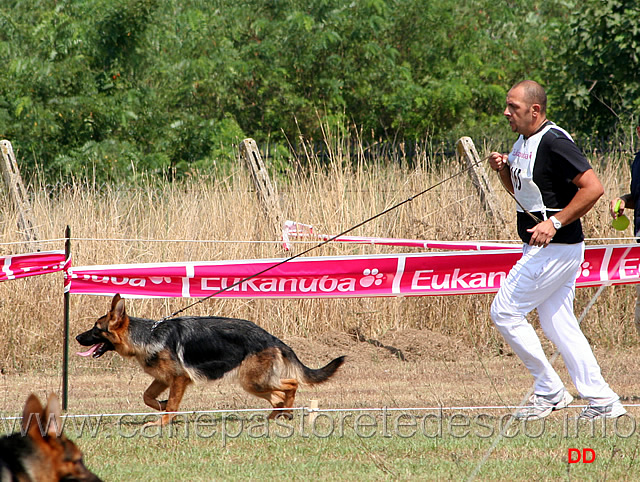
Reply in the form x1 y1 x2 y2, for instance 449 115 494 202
0 134 638 372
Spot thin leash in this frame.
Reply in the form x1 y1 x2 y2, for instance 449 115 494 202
495 165 543 224
152 155 491 326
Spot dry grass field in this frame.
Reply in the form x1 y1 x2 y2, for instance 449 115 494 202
1 136 640 479
0 137 637 372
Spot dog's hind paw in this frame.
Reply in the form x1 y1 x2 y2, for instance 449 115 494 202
270 411 294 421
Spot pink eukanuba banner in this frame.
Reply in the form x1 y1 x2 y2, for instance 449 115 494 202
0 250 66 282
68 244 640 299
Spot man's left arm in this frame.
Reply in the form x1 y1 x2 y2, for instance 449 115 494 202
527 169 604 247
556 169 604 224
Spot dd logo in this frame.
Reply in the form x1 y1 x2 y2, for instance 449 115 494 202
568 448 596 464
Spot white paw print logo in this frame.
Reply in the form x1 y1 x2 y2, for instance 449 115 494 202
149 277 173 284
577 261 591 279
360 268 384 288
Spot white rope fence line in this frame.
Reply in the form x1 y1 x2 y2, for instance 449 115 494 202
3 403 640 421
0 236 638 247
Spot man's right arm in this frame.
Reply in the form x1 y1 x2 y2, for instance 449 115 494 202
489 152 514 194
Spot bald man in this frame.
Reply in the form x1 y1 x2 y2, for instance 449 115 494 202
488 80 625 421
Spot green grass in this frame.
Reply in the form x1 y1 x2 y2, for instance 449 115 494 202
52 411 640 481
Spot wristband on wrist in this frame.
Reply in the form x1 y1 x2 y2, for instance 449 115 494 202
549 215 562 230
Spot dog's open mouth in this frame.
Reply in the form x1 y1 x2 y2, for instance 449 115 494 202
76 343 108 358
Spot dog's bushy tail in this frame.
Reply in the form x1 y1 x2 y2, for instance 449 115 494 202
280 345 345 385
299 355 346 385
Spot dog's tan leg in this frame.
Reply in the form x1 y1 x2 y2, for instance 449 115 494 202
249 379 299 420
264 390 287 419
143 379 169 411
272 379 298 419
236 350 300 419
157 375 191 426
241 385 284 417
280 378 298 408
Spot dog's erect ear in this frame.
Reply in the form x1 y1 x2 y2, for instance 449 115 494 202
114 298 126 320
110 293 122 313
110 297 128 331
43 393 63 437
21 393 45 438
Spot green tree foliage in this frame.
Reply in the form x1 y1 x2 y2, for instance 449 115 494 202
0 0 609 182
552 0 640 139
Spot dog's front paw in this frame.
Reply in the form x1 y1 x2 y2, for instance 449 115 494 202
143 419 162 428
143 413 173 427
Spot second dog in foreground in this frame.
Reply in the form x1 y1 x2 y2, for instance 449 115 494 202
0 393 102 482
76 294 346 425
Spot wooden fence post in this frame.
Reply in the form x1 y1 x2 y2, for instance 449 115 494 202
456 136 506 227
308 399 319 425
0 140 41 250
239 138 283 237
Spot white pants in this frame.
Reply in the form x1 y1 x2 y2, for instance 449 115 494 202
490 242 619 405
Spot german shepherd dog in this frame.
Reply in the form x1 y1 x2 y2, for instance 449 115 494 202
0 393 102 482
76 294 345 425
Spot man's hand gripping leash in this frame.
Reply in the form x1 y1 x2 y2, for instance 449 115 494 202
488 152 556 248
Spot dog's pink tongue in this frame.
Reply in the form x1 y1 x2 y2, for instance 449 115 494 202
76 344 100 357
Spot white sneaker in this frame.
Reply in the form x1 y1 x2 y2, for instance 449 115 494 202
514 389 573 421
578 400 627 420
